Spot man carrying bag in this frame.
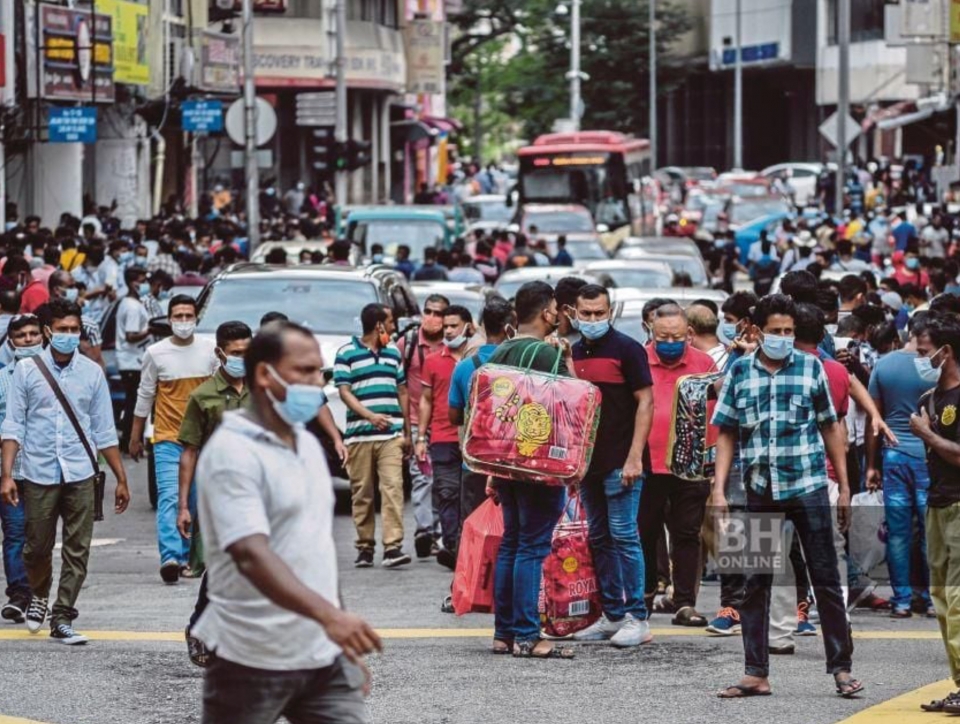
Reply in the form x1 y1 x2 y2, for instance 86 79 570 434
0 299 129 645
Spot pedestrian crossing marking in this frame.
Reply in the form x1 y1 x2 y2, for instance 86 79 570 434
836 678 954 723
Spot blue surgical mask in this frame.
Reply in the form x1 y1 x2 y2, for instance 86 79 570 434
266 365 327 425
159 289 172 300
915 351 943 383
14 343 42 360
222 354 246 379
120 251 134 263
50 332 81 355
63 287 79 303
718 321 739 345
655 340 686 363
906 257 920 270
579 318 610 341
443 334 467 349
133 256 148 268
372 253 384 264
761 333 794 361
138 282 150 297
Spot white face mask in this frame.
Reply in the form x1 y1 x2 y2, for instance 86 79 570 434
171 321 196 340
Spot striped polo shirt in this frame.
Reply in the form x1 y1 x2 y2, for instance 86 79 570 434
333 337 406 444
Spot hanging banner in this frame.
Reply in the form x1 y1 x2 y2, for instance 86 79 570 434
96 0 149 86
405 18 444 95
38 4 115 102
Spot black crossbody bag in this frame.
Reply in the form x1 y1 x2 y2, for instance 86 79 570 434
33 357 107 521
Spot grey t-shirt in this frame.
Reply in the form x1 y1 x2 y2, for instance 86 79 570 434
868 350 935 459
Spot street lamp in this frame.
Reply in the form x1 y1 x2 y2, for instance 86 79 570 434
556 1 587 131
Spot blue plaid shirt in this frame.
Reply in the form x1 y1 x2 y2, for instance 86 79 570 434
712 349 837 501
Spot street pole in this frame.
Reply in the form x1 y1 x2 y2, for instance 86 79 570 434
733 0 742 170
241 0 260 252
335 0 348 206
570 0 581 131
835 0 849 215
649 0 657 169
474 63 482 162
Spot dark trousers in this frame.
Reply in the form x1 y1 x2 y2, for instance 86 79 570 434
202 655 367 724
119 370 141 451
638 474 710 608
189 573 209 631
429 442 463 552
741 485 853 678
22 478 95 627
461 471 488 526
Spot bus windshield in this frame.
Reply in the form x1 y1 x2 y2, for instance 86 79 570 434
519 153 630 229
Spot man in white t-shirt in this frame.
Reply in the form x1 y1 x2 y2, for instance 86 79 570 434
116 267 151 451
195 320 379 724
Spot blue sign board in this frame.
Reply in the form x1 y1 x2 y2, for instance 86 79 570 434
48 107 97 144
722 42 780 66
182 100 224 133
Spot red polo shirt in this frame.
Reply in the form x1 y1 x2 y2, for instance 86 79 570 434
645 342 717 474
421 345 460 444
397 327 444 426
19 279 49 314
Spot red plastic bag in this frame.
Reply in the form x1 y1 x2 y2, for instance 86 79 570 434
452 498 504 615
539 515 602 637
463 348 601 485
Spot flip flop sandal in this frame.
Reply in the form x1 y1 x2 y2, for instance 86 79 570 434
491 638 513 655
672 606 708 627
513 639 575 659
185 626 210 668
835 677 864 698
921 690 960 711
717 684 772 698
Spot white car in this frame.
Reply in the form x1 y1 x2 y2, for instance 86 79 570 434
760 162 833 206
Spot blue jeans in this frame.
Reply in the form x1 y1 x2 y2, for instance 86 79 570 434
0 481 28 599
882 449 932 610
493 481 565 643
579 469 647 621
155 441 192 566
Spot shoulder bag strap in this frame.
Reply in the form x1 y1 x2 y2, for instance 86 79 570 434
33 357 100 472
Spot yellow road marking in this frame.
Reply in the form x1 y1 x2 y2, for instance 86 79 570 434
0 627 944 642
837 678 955 723
0 717 54 724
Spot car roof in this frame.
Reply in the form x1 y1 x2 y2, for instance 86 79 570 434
347 207 446 222
611 287 728 306
411 280 488 294
496 266 598 285
520 203 591 214
463 195 507 203
585 259 674 273
215 262 397 282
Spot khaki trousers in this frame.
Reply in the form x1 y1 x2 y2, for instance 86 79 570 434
928 502 960 685
345 437 405 552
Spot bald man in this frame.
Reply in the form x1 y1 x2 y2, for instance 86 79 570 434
687 303 728 369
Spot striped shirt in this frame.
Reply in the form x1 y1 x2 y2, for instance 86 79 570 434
334 338 406 444
712 349 837 501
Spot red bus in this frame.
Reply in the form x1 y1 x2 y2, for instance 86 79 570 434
516 131 657 249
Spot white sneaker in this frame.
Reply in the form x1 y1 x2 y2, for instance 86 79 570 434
572 614 623 641
49 623 88 645
611 614 653 648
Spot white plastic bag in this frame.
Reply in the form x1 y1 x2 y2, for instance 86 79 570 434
849 491 887 573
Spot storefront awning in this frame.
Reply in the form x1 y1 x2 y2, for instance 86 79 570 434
877 106 934 131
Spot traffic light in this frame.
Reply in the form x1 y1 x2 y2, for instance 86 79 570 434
344 139 372 171
309 126 336 172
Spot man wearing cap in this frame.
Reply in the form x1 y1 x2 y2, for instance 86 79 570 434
781 231 817 273
882 292 908 332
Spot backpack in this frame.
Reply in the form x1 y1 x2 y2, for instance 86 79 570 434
399 324 425 373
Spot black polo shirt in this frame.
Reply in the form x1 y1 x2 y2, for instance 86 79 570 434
572 327 653 477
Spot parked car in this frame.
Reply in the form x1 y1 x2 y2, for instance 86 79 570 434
616 236 702 258
494 266 613 301
610 250 709 288
610 287 730 344
341 207 451 265
251 239 339 265
461 194 513 232
411 281 503 322
583 260 675 291
760 162 833 206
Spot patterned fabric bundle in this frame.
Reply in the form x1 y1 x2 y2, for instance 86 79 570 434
667 372 723 481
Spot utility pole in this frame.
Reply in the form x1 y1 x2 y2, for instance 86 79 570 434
242 0 260 251
335 0 348 206
649 0 657 169
733 0 742 169
570 0 581 131
835 0 849 216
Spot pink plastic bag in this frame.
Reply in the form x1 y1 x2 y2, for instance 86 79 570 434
452 498 504 615
539 508 602 637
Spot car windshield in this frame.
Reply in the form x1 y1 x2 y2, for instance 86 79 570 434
642 257 707 285
496 274 570 300
730 199 789 224
463 200 512 223
546 240 607 260
413 289 485 321
728 182 771 198
613 314 648 344
198 278 378 335
352 219 445 261
602 267 673 290
524 211 595 233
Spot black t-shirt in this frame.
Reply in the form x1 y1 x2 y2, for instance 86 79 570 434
919 384 960 508
572 328 653 477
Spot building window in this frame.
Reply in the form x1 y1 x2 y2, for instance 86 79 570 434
380 0 398 28
827 0 885 44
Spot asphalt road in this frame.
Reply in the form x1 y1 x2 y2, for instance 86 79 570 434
0 457 949 724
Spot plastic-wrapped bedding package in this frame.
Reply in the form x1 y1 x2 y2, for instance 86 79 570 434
463 348 602 486
667 372 724 481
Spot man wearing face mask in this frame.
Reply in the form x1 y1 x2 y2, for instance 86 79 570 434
0 300 130 645
416 306 475 568
0 314 44 624
115 268 152 451
640 303 717 627
712 294 859 699
570 285 655 648
71 243 110 324
176 321 252 667
555 276 588 345
194 321 380 723
335 304 412 569
5 257 47 315
130 295 219 584
101 240 132 299
397 294 449 558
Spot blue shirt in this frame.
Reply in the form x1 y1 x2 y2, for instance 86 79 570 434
868 350 934 459
892 221 917 252
0 361 22 479
1 348 117 484
448 344 498 411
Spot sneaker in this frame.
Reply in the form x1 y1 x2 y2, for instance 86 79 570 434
440 595 455 614
414 532 433 559
354 550 374 568
706 607 741 636
25 596 48 634
382 549 411 568
795 601 818 636
1 596 28 624
572 614 624 642
160 560 180 585
49 623 88 645
436 548 456 571
611 614 653 648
